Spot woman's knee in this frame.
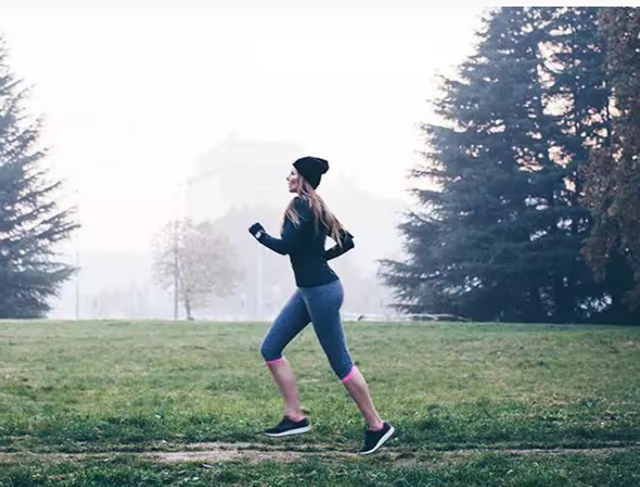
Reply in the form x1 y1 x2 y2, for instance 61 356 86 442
259 339 278 362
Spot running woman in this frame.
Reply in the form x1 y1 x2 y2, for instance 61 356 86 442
248 156 395 455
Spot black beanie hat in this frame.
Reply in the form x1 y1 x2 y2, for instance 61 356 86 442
293 156 329 189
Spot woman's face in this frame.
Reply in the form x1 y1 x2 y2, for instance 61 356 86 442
287 167 300 193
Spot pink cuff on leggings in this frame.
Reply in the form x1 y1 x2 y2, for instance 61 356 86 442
265 357 285 366
341 365 358 383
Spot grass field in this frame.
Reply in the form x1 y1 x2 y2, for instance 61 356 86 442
0 319 638 486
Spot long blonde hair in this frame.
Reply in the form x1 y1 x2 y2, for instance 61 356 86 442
282 176 346 246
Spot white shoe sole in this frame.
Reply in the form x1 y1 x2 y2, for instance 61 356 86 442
358 425 395 455
264 425 312 438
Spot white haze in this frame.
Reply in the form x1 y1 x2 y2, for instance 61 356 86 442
1 0 487 319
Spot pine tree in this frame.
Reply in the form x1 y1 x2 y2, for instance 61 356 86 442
381 8 552 321
523 7 611 322
0 35 78 318
380 8 610 323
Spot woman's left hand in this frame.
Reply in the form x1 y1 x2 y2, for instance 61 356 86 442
249 222 265 240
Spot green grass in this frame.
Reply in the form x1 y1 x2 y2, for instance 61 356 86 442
0 451 639 487
0 320 639 485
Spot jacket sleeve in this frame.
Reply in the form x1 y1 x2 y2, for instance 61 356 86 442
324 229 355 261
258 197 310 255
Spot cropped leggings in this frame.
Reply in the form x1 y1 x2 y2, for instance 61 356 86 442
259 279 357 382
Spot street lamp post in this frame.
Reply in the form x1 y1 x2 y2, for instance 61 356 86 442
257 244 263 321
74 188 80 320
173 183 182 320
173 216 179 320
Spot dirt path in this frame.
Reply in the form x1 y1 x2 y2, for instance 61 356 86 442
0 441 637 465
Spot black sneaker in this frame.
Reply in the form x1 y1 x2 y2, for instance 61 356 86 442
264 416 312 437
358 421 395 455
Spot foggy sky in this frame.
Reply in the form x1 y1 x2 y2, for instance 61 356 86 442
1 0 486 255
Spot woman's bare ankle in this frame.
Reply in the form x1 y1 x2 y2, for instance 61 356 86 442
285 409 306 422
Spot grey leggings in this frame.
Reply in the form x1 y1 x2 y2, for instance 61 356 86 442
259 279 355 381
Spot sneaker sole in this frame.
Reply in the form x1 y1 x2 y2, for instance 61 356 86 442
264 425 312 438
358 425 395 455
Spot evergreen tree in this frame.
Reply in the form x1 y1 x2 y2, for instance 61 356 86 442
381 8 610 323
0 35 78 318
527 7 610 322
382 8 551 321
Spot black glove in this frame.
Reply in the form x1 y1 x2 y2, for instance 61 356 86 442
249 222 265 240
342 230 354 241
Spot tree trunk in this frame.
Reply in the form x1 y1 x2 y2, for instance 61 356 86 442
184 296 193 321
